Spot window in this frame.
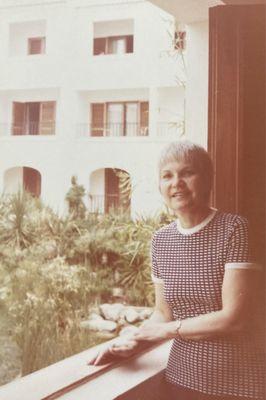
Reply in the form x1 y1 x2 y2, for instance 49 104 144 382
93 35 133 55
28 37 46 55
93 19 134 56
12 101 56 135
90 102 149 137
9 20 46 57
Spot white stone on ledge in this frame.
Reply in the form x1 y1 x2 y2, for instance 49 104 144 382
99 303 125 322
80 319 117 333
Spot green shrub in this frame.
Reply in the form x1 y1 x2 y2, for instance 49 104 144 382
0 192 173 379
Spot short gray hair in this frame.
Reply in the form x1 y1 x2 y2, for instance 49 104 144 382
158 140 214 200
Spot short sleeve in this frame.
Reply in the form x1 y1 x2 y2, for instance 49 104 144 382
225 217 261 271
151 232 164 283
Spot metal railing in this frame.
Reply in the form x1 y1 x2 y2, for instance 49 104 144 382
0 122 183 138
0 122 56 136
77 122 184 138
88 194 125 214
77 123 149 138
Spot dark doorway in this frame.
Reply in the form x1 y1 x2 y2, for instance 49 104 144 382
105 168 120 213
23 167 41 197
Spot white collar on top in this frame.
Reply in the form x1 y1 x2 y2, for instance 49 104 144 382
176 208 217 235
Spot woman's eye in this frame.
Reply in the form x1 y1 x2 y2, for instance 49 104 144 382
161 173 171 179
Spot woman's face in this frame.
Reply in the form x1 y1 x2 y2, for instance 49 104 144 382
159 158 207 214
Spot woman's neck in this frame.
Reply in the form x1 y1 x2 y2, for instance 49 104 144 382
176 206 211 229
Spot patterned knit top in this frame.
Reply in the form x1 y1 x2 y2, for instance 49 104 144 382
151 210 265 399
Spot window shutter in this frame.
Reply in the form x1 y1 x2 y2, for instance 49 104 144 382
91 103 105 136
209 5 266 263
140 102 149 135
12 102 25 135
93 38 106 55
27 102 40 135
39 101 55 135
126 35 134 53
28 37 45 55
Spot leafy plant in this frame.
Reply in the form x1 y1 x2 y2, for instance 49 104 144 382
0 190 174 382
114 169 132 212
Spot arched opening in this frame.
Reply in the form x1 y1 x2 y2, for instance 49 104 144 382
4 166 41 197
89 168 131 213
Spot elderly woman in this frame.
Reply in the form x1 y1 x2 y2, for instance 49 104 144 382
90 141 265 400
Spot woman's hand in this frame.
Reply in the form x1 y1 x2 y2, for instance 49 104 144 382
87 336 139 366
133 321 174 342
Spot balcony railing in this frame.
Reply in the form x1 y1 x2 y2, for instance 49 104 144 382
77 122 184 138
0 122 183 138
77 123 149 138
0 122 56 136
88 194 126 214
0 339 172 400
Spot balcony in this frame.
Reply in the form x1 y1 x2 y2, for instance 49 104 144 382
0 122 56 137
77 123 149 138
0 339 172 400
77 122 183 139
13 121 56 136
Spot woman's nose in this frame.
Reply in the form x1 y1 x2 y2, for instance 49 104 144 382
171 175 184 188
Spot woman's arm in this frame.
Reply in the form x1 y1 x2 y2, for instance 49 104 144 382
88 284 173 365
177 268 256 340
148 282 173 323
134 269 258 342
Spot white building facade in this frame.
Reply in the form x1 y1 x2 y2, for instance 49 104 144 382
0 0 210 216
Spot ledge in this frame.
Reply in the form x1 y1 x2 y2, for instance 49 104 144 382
0 339 172 400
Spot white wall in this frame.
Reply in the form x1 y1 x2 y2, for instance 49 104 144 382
0 0 178 90
89 169 105 195
185 21 208 148
158 87 184 122
9 20 46 57
3 167 23 193
94 19 134 37
0 0 209 216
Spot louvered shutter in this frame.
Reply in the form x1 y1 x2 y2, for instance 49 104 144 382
93 38 106 55
126 35 134 53
209 4 266 263
140 102 149 135
91 103 104 136
28 37 45 55
12 102 25 135
39 101 55 135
